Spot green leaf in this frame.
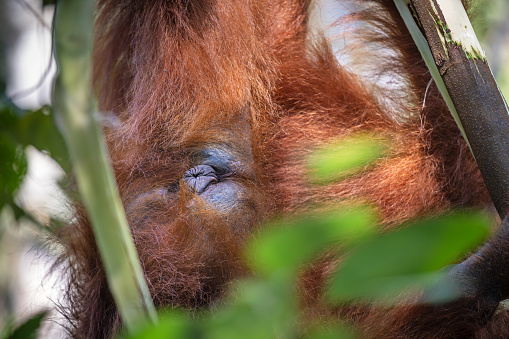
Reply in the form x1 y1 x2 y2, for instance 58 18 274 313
306 325 355 339
327 211 490 304
247 204 377 275
42 0 56 6
207 275 296 339
0 133 27 207
7 311 48 339
1 93 68 172
307 134 389 183
15 106 70 172
0 316 14 339
123 275 298 339
122 313 194 339
0 93 26 120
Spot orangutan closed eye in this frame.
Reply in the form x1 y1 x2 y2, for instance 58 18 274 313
59 0 509 338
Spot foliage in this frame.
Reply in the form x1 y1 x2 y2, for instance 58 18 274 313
327 211 489 304
0 311 48 339
470 0 509 98
307 134 389 183
0 91 68 223
0 59 63 339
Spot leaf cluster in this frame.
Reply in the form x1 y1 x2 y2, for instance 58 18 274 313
0 88 68 223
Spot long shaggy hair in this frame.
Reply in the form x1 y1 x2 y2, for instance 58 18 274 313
58 0 509 338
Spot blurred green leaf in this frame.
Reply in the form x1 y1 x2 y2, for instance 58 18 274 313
0 101 27 210
247 204 377 275
0 317 14 339
6 311 47 339
327 211 490 304
307 324 356 339
122 312 194 339
0 92 26 120
1 90 67 161
15 106 70 172
123 275 296 339
0 94 69 216
207 275 296 339
0 133 27 208
43 0 56 6
308 134 389 183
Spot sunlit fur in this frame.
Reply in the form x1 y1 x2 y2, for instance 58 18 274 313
60 0 509 338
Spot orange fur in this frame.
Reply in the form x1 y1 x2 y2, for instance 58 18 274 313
59 0 509 337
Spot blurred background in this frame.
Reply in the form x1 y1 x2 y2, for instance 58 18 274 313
0 0 508 337
1 0 66 337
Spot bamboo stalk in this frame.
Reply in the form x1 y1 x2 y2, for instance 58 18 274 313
52 0 157 330
394 0 509 218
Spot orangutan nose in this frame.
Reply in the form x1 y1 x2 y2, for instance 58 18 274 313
184 165 219 194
